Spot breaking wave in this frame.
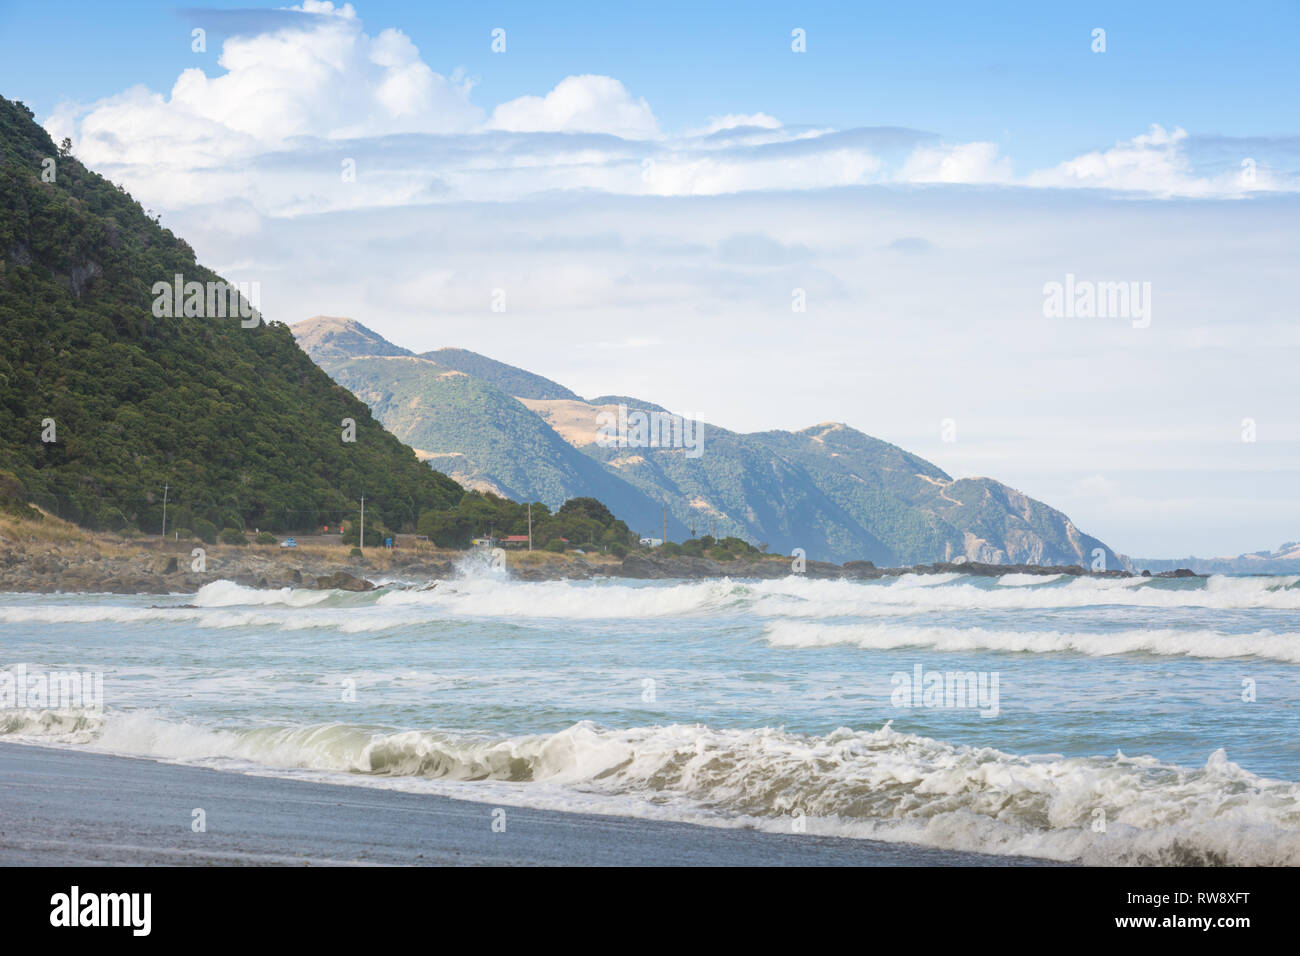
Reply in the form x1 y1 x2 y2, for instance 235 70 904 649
3 711 1295 866
3 573 1298 633
763 621 1300 662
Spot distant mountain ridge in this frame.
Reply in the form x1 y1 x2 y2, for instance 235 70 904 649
293 316 1121 566
1131 542 1300 575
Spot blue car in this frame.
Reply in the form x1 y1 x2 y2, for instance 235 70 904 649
279 537 297 549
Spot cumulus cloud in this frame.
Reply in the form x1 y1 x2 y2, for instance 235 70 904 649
1025 124 1296 198
488 74 659 138
1027 125 1201 195
46 3 481 171
899 141 1014 184
41 3 1300 213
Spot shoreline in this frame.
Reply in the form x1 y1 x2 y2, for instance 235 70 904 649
0 741 1059 866
0 512 1195 595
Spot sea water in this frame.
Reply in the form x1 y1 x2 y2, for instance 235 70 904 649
2 567 1298 865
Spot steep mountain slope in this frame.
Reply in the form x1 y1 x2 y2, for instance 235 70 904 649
295 318 1121 565
0 97 461 534
294 315 413 362
523 398 896 562
527 399 1119 567
752 423 1120 567
295 319 680 538
422 347 579 401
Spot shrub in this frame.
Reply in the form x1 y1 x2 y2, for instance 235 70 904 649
192 518 218 545
342 521 384 547
218 527 248 546
544 539 566 553
174 528 193 541
255 531 277 545
349 547 362 558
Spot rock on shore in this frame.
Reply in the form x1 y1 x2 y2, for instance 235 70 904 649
0 522 1184 595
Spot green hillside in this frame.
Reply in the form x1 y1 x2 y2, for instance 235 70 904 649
0 96 462 535
571 404 898 562
422 347 579 401
751 424 1120 567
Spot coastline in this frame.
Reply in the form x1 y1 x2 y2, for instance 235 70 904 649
0 511 1177 595
0 741 1058 866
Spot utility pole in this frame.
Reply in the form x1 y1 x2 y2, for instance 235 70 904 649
160 483 169 541
528 503 533 551
359 492 365 554
662 503 667 546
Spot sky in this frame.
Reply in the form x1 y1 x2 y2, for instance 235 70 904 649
1 0 1297 557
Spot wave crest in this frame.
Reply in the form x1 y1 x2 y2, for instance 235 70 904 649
5 713 1296 865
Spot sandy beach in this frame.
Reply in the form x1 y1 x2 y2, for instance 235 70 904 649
0 742 1054 867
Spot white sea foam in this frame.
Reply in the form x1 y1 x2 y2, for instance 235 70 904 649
763 620 1300 662
995 573 1065 586
748 573 1300 614
2 574 1297 634
376 576 747 618
3 711 1295 866
191 580 337 607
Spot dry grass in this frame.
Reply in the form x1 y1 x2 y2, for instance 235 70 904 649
508 548 620 570
0 507 620 575
0 507 98 547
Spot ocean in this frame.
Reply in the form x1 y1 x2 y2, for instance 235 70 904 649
3 562 1298 865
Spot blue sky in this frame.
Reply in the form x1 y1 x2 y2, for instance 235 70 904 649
1 1 1297 557
4 1 1297 164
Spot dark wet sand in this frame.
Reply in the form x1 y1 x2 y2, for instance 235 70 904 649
0 742 1058 866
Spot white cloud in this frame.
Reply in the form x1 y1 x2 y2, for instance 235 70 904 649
292 1 357 19
642 147 883 196
700 113 782 135
488 75 659 139
40 5 1300 217
1024 124 1295 198
46 7 480 173
899 141 1014 184
1027 125 1201 195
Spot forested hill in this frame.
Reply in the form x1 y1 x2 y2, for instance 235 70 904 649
0 96 462 535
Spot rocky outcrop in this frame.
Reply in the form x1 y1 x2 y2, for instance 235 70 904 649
313 571 375 591
0 537 456 594
0 521 1144 595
